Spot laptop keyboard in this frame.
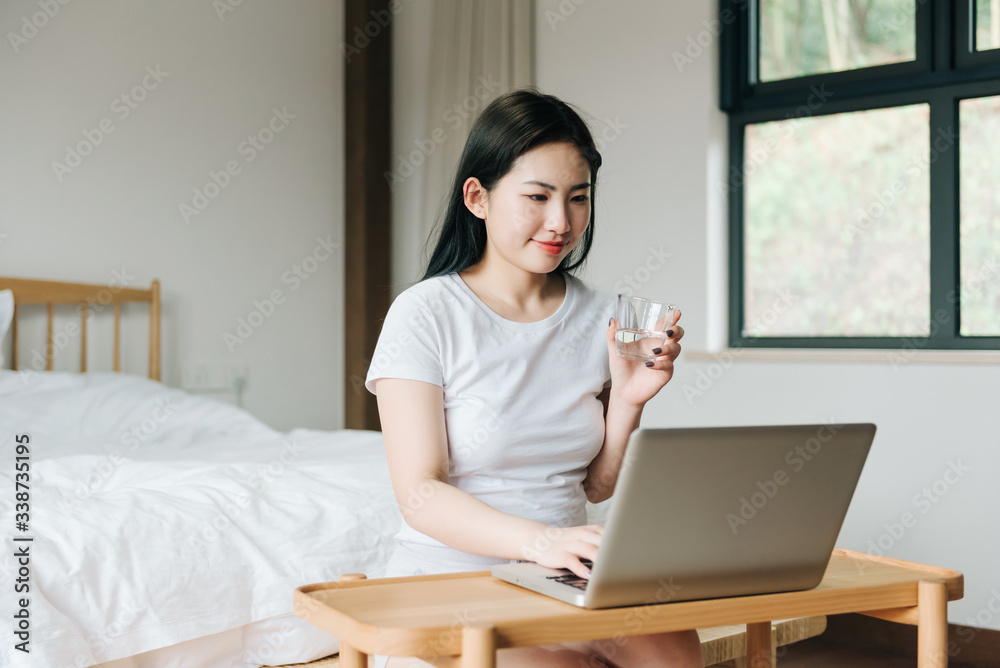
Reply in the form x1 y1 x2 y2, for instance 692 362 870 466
545 559 593 591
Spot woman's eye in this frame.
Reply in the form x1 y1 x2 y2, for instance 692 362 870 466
527 194 589 203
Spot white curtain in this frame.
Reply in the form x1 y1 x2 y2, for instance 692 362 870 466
419 0 535 260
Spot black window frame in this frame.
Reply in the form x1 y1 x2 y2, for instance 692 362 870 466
720 0 1000 350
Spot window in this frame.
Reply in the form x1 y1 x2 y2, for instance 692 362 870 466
758 0 917 81
975 0 1000 50
720 0 1000 349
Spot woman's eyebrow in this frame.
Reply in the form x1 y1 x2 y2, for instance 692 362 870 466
523 180 591 191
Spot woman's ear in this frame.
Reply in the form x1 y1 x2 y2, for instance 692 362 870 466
462 177 488 220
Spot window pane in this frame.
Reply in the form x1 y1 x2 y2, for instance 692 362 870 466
759 0 916 82
976 0 1000 51
743 105 930 337
960 96 1000 336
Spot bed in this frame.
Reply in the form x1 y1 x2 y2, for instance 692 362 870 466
0 277 403 668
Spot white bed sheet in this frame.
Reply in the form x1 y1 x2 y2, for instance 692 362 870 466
0 370 401 668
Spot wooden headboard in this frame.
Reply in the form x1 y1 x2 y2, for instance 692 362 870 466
0 276 161 381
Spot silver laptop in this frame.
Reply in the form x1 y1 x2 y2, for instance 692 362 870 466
492 423 875 609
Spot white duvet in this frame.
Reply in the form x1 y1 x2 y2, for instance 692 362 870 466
0 370 401 668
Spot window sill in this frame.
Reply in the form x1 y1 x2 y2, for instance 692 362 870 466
682 348 1000 365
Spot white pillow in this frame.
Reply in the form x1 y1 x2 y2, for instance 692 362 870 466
0 290 13 367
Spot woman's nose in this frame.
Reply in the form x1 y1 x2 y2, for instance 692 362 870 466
546 204 571 233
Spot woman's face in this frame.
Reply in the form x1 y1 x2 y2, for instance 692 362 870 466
465 141 592 275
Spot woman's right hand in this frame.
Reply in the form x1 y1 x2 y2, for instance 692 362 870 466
525 524 604 580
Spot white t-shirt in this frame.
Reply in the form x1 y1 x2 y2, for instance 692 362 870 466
365 271 616 569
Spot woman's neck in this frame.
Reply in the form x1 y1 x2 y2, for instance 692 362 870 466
459 262 566 322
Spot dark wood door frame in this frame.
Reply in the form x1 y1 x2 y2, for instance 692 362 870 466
344 0 392 430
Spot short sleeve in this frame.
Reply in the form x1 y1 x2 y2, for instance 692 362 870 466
364 287 444 395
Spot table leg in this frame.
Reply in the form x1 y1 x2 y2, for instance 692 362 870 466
745 621 773 668
918 580 948 668
336 574 370 668
461 623 496 668
340 641 368 668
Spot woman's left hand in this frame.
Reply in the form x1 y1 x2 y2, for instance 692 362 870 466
605 311 684 408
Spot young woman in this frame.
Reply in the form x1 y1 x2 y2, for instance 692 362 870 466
364 88 700 667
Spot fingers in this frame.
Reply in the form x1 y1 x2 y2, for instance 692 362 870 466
556 525 603 578
529 524 605 577
568 560 594 580
567 542 600 579
644 355 677 372
643 324 683 370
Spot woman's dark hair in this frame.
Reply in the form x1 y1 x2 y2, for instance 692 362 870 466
421 87 602 281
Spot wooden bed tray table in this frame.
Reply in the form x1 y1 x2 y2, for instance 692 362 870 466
293 549 963 668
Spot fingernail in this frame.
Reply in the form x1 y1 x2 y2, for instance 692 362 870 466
608 318 612 326
652 347 662 355
666 329 675 338
645 361 654 367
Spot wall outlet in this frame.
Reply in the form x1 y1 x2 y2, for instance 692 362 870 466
182 363 213 389
225 362 249 388
182 361 248 391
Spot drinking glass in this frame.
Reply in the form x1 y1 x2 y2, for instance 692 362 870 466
615 294 678 362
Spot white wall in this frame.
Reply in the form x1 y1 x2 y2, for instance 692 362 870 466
0 0 344 431
392 0 998 632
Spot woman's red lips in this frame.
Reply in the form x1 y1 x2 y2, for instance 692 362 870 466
532 240 566 255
